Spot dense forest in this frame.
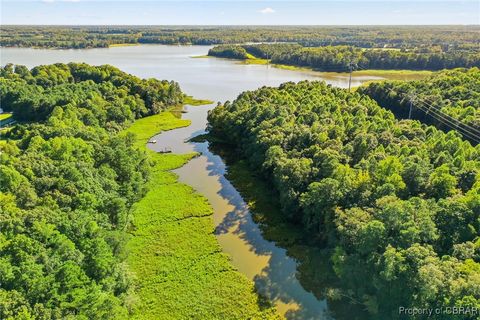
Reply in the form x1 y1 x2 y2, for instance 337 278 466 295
0 63 184 318
208 81 480 319
1 25 479 50
208 44 480 71
359 68 480 142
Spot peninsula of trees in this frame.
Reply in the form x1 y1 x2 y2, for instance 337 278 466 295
208 44 480 71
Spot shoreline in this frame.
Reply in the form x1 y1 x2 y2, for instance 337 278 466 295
205 54 433 81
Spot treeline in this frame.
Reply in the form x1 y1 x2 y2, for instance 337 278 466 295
0 64 183 318
2 25 479 50
359 68 480 140
209 44 480 71
207 81 480 319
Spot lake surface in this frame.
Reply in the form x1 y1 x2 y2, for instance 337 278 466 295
1 45 387 319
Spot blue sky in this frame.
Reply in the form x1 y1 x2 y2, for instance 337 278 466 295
1 0 479 25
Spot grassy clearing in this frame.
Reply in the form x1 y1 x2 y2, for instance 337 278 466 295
241 54 270 65
123 112 279 319
353 69 432 76
0 113 12 121
108 43 139 47
352 69 433 80
353 70 433 89
184 96 215 106
272 64 313 72
243 59 269 65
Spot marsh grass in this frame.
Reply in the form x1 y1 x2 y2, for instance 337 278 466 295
352 69 433 80
184 96 215 106
190 55 211 59
0 113 12 121
108 43 139 47
123 112 280 319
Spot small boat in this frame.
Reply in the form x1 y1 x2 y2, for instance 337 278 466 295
148 140 157 144
158 147 172 154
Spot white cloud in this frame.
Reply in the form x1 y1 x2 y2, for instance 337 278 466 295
259 7 275 14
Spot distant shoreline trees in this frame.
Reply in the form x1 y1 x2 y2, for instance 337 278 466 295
208 44 480 71
2 25 479 50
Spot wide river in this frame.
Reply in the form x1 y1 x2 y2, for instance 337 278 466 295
1 45 395 319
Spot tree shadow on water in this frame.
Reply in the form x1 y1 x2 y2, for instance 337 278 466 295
253 255 332 320
202 142 373 320
198 142 334 319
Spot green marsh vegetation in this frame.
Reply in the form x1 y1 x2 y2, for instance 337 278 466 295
183 95 215 106
351 69 433 81
208 81 480 319
0 113 12 121
107 43 139 48
123 113 279 320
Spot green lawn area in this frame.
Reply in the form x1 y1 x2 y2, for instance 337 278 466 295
123 112 279 319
